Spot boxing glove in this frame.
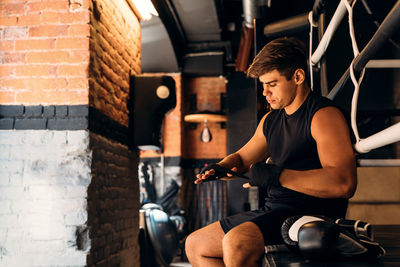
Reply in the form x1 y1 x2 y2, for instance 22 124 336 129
281 215 328 250
298 220 385 260
335 218 373 241
281 216 386 260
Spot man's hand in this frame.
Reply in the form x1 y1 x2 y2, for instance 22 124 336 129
195 164 242 184
243 162 282 188
243 182 251 188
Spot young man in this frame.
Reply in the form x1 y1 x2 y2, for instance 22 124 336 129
185 37 357 267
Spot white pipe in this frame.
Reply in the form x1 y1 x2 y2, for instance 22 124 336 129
358 159 400 167
365 59 400 68
308 12 315 91
354 122 400 153
311 0 351 66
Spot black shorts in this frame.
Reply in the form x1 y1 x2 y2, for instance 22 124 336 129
219 203 298 245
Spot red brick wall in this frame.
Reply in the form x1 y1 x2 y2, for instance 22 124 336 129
140 76 227 160
183 77 227 159
0 0 90 105
89 0 141 127
162 74 183 156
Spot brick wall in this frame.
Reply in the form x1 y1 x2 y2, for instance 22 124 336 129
162 74 182 156
88 132 139 266
183 77 227 159
89 0 140 127
0 0 142 266
88 0 141 265
0 130 91 266
0 0 90 105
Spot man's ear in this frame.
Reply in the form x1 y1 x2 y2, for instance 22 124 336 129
294 69 305 84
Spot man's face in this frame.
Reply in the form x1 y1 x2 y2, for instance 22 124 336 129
259 69 297 110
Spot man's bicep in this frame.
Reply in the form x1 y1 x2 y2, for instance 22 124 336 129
311 107 355 169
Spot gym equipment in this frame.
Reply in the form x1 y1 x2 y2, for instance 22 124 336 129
140 203 180 267
335 218 373 241
281 215 328 250
281 215 386 260
309 0 400 154
138 172 185 266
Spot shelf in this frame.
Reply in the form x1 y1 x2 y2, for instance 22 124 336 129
184 114 227 123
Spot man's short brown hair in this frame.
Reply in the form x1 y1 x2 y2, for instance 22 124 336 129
247 37 307 80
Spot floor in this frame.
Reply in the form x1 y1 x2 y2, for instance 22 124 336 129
171 225 400 267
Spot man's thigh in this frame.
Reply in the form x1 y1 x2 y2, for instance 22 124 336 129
221 207 297 245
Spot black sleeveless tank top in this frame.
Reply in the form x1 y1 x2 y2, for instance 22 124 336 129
262 91 348 218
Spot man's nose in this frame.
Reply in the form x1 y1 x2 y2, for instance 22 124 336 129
263 86 270 96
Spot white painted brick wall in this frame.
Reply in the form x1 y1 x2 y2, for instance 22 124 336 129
0 130 91 266
0 200 11 214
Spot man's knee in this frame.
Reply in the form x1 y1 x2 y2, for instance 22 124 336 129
185 231 198 257
222 229 263 255
223 231 246 253
185 223 224 259
222 222 265 263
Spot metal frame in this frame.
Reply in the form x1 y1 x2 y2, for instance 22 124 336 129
365 59 400 69
358 159 400 167
310 0 400 164
327 0 400 99
310 0 353 66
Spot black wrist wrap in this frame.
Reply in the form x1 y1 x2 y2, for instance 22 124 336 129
199 164 225 181
199 164 250 182
249 162 282 187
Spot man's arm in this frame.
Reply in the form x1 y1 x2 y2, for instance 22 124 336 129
279 106 357 198
195 113 270 184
